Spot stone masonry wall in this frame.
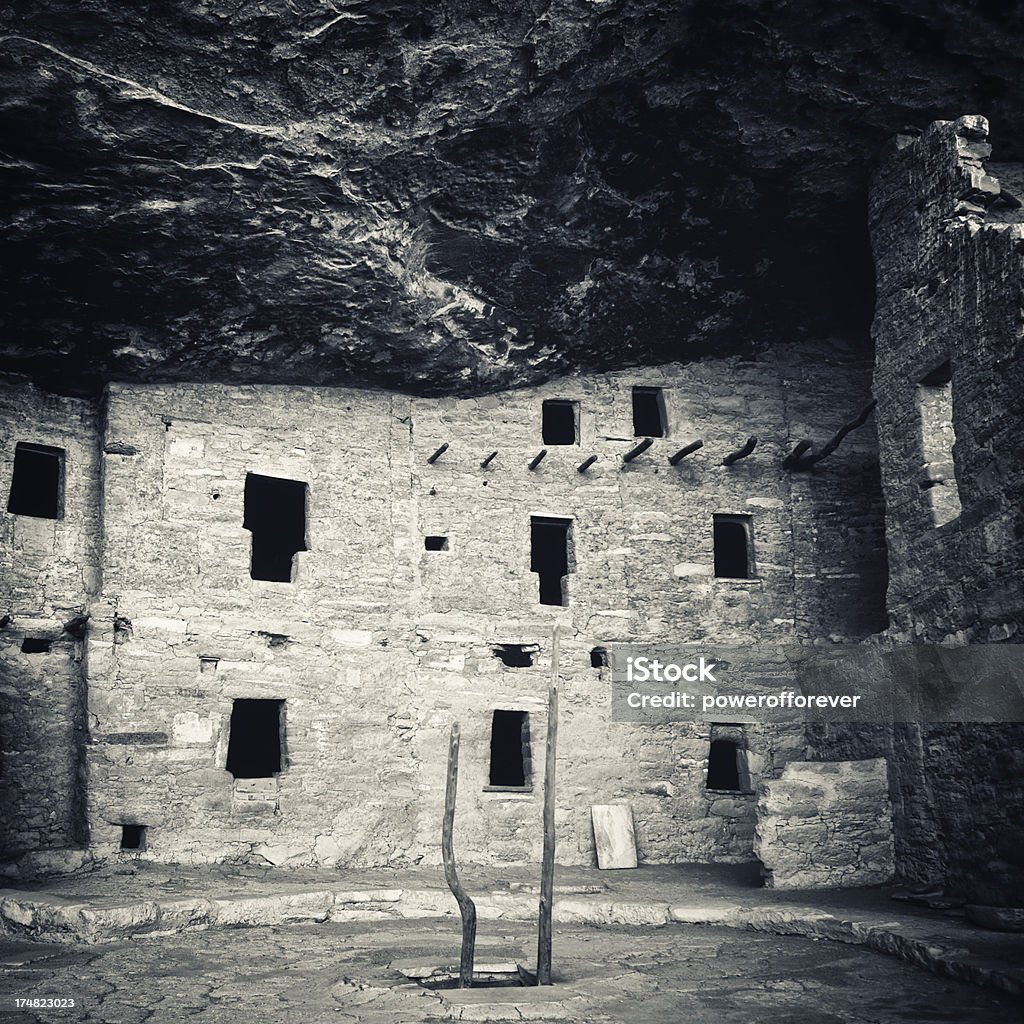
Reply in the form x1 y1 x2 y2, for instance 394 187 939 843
80 345 887 868
0 376 100 858
871 116 1023 644
755 759 894 889
821 116 1024 905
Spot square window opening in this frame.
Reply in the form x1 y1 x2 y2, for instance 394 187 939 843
530 516 573 606
488 710 531 788
120 824 147 851
542 400 579 445
21 637 52 654
632 387 667 438
226 698 284 779
243 473 308 582
7 442 64 520
425 535 449 551
590 646 609 669
713 514 754 579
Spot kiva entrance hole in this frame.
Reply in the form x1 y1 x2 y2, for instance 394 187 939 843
401 964 537 989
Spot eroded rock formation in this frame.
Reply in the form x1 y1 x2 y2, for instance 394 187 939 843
1 1 1022 394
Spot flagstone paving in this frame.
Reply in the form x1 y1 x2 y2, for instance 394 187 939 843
2 918 1022 1023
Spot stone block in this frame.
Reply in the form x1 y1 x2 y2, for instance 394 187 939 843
755 758 894 889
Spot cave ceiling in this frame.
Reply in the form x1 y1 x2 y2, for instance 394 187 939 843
1 1 1022 395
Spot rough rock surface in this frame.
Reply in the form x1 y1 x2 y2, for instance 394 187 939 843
1 2 1023 394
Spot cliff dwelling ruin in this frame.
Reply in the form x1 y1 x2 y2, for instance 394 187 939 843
0 0 1022 954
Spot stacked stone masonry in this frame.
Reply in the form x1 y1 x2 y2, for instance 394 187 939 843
3 114 1020 893
754 758 895 889
0 382 99 856
810 116 1024 905
1 343 887 869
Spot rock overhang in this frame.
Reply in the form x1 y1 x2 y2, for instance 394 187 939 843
0 0 1021 396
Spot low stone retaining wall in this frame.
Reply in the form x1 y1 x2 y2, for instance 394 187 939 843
754 759 895 888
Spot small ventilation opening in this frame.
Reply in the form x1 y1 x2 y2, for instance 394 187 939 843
493 644 534 668
120 824 147 851
488 710 531 788
590 646 608 669
713 515 753 579
226 699 284 779
21 638 52 654
424 536 449 551
542 400 579 445
706 740 741 791
530 516 572 606
7 442 64 520
632 387 667 438
243 473 307 582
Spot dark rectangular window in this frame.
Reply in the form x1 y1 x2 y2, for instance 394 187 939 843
7 442 64 520
21 638 52 654
488 710 531 788
916 361 961 526
120 824 147 851
243 473 307 582
706 739 741 791
713 514 754 579
493 644 534 668
530 516 572 606
226 699 284 778
707 725 752 792
632 387 667 438
542 400 579 445
424 535 449 551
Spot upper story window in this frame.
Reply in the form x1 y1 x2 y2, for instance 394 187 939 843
713 514 755 579
243 473 308 582
916 361 961 526
632 387 667 437
530 515 573 606
6 442 64 520
542 400 579 445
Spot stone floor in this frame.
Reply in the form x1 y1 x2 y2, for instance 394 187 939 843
1 918 1022 1023
2 862 1024 1021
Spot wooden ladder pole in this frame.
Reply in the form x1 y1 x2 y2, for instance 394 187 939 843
442 722 476 988
536 623 560 985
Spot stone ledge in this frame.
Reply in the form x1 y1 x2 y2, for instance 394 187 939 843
1 886 1022 999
